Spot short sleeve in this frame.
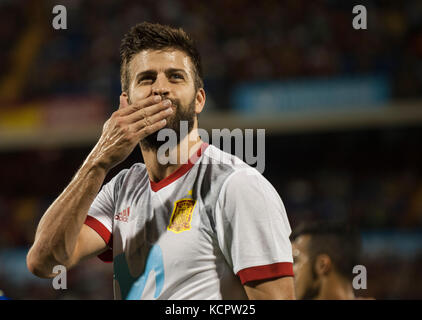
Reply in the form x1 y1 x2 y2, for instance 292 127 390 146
84 170 127 262
215 169 294 285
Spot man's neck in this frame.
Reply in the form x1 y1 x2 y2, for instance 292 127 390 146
140 128 203 183
315 273 356 300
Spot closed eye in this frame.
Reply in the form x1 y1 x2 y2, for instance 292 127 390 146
170 73 184 80
138 76 155 84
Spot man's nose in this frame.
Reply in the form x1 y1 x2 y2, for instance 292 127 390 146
152 73 170 97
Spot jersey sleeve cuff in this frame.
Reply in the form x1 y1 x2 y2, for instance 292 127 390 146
84 216 113 263
236 262 294 285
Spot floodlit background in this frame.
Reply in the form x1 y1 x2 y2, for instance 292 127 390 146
1 0 422 299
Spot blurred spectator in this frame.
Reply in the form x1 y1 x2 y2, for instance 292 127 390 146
1 0 422 108
1 0 422 300
290 220 362 299
0 127 422 298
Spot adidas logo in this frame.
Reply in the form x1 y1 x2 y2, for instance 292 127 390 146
115 207 130 222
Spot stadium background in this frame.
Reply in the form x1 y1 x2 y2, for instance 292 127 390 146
1 0 422 299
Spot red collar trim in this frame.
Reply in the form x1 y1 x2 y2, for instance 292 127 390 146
149 142 209 192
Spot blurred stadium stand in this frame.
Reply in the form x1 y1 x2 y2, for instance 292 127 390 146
1 0 422 299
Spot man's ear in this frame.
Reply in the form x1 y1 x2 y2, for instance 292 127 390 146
314 254 332 276
195 88 206 114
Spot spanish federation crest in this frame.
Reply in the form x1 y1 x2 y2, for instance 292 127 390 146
168 198 197 233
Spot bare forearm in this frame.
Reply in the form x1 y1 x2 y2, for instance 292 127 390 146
27 94 170 277
28 157 107 274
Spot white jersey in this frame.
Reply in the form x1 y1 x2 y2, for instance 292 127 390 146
84 143 293 300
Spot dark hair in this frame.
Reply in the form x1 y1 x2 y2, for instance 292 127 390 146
120 22 204 94
291 220 362 280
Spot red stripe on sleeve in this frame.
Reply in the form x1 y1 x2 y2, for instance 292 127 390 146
237 262 294 285
84 216 113 263
84 216 112 246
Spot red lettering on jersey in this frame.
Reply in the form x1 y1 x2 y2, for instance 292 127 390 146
115 207 130 222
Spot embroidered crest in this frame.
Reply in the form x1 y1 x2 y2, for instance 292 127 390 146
167 199 197 233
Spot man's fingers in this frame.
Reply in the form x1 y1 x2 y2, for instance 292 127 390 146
118 94 162 116
126 99 173 123
117 94 136 116
135 95 162 109
132 106 173 131
136 118 168 139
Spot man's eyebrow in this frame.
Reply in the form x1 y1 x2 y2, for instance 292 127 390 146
134 70 157 82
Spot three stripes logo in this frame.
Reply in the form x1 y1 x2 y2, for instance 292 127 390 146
115 207 130 222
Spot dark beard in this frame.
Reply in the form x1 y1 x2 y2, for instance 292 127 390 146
300 285 320 300
140 96 196 152
300 265 321 300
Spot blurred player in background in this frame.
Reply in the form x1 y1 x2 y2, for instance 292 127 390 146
291 220 364 300
26 22 295 300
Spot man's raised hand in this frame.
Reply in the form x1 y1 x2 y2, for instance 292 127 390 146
88 93 173 172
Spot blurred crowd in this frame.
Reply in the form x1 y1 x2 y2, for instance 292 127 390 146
1 0 422 299
1 0 422 108
271 129 422 230
1 127 422 299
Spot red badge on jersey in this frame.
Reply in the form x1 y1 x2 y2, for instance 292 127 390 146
167 199 197 233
